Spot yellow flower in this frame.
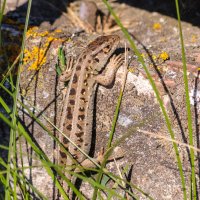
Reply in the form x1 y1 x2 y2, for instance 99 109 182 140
55 29 62 33
152 55 157 61
26 27 38 37
128 68 134 73
23 45 47 70
38 31 49 37
47 36 55 42
23 27 70 70
160 37 167 42
191 34 197 43
159 51 169 61
153 23 161 30
157 66 162 70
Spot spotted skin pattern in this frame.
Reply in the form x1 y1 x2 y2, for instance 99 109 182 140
58 35 123 194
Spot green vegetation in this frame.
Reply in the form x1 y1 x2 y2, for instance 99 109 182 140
0 0 198 199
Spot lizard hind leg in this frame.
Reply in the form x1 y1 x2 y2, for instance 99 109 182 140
66 148 105 199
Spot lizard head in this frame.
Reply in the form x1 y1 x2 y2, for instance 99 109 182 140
87 35 120 71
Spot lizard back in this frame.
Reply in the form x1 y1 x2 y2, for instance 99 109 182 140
59 35 120 167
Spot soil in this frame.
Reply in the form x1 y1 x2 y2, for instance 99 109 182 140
1 0 200 199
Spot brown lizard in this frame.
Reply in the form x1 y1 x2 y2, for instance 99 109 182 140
58 35 123 197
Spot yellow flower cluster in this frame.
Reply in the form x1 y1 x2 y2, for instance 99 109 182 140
26 27 39 37
191 34 197 43
128 68 134 73
26 27 49 37
55 29 62 33
159 51 169 61
26 27 64 39
23 46 46 70
152 55 157 61
153 23 162 30
23 27 67 70
140 51 169 62
141 53 146 58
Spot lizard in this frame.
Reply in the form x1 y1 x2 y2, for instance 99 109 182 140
58 34 123 197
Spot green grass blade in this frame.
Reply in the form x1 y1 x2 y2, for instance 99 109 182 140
5 0 32 198
1 54 20 85
0 113 15 130
0 158 48 200
0 144 9 151
102 0 187 199
0 0 6 47
0 80 14 97
5 112 14 200
92 46 128 199
18 129 29 198
1 88 70 199
69 172 126 199
4 108 70 199
92 88 125 200
175 0 196 199
1 80 85 199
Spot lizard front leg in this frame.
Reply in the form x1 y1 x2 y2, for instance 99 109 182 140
95 54 124 86
59 56 75 82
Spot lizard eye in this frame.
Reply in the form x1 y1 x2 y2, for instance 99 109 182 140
103 45 111 53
